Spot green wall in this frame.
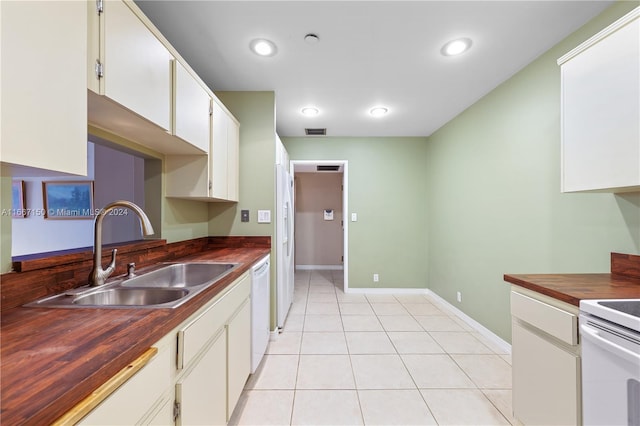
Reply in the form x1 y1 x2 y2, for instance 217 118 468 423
283 137 429 290
426 1 640 342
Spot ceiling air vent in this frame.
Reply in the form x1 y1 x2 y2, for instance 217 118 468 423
317 165 340 172
305 128 326 136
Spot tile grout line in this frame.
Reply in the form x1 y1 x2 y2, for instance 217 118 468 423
280 270 513 425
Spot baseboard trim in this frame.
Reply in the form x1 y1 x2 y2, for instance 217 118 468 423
345 287 429 295
426 290 512 354
270 328 280 340
296 265 344 270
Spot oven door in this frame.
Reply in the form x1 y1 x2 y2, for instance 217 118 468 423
580 314 640 426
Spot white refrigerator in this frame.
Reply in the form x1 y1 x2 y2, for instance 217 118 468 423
276 163 294 329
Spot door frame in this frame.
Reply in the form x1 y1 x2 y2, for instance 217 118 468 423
290 160 349 293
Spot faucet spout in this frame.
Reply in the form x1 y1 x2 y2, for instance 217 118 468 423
88 201 155 287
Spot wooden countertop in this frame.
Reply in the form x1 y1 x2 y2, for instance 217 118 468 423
505 253 640 306
0 246 270 425
504 272 640 306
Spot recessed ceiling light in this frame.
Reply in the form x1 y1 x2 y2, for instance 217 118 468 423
369 107 388 117
304 33 320 44
250 39 277 57
301 107 319 117
441 38 472 56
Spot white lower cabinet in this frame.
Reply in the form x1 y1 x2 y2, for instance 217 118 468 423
511 288 581 425
77 346 171 425
176 330 227 426
226 300 251 420
75 272 252 425
512 321 580 425
146 398 175 426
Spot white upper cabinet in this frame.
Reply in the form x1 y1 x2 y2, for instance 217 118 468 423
102 0 172 132
227 117 240 202
165 99 240 202
173 60 211 153
558 8 640 193
210 99 240 202
88 0 208 154
0 1 87 175
211 100 230 200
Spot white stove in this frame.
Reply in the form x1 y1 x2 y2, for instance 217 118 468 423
579 299 640 426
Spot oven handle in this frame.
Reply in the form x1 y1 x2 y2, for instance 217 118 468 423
580 323 640 365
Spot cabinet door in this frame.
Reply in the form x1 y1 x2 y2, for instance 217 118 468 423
0 1 87 175
146 398 174 426
512 321 580 425
226 118 240 202
211 100 229 200
78 347 170 425
227 300 251 420
103 0 173 131
560 13 640 192
177 330 227 426
173 60 210 153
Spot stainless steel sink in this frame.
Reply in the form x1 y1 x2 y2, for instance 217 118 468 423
122 263 236 288
25 262 239 309
73 288 189 307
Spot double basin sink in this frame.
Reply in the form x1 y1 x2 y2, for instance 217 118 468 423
26 262 238 309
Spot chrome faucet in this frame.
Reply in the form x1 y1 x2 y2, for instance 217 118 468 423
88 201 155 287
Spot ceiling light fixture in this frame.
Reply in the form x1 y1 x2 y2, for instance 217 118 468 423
304 33 320 44
250 39 277 57
301 107 319 117
369 107 389 117
441 38 472 56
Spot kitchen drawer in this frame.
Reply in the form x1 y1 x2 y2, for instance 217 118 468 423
511 290 578 345
177 273 250 369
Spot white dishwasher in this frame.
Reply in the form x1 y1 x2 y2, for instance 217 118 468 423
251 255 270 373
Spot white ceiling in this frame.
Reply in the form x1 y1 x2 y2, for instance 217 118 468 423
136 0 613 138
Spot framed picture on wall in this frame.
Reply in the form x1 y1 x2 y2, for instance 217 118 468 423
12 180 26 218
43 181 94 219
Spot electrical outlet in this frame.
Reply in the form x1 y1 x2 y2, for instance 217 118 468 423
241 210 250 222
456 291 462 303
373 273 379 282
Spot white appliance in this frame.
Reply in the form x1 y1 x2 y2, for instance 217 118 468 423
580 299 640 426
276 163 295 329
251 255 270 373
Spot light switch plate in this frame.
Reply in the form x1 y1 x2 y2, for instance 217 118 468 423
241 210 249 222
258 210 271 223
351 213 357 222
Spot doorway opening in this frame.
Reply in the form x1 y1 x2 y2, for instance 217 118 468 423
291 160 349 293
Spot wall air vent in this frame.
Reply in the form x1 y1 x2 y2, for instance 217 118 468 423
305 128 326 136
317 165 340 172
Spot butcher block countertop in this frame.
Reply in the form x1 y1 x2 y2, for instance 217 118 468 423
0 238 270 426
504 253 640 306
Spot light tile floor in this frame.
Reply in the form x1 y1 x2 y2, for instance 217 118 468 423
229 270 515 426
